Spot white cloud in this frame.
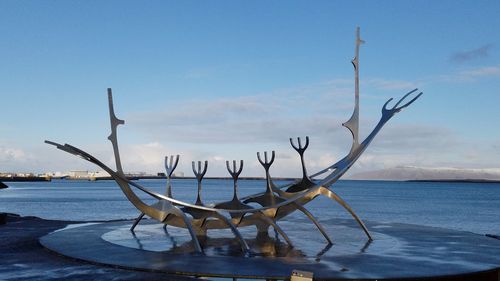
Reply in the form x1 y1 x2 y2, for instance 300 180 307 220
0 146 29 163
119 142 170 173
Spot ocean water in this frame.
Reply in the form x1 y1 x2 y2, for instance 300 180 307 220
1 179 499 235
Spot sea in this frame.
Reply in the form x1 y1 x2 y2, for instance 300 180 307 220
1 179 499 235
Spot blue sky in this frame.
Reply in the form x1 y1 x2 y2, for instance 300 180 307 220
1 1 499 177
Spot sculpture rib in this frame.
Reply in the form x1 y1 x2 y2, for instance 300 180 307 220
319 186 372 240
44 140 323 215
293 203 333 244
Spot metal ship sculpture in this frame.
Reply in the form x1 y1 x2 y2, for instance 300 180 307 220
46 28 422 254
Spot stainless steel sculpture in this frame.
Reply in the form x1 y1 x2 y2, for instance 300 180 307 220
46 28 422 254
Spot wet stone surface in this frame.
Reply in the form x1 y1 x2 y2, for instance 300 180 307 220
0 214 198 281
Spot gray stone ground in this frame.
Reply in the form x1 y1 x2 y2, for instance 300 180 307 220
0 213 199 281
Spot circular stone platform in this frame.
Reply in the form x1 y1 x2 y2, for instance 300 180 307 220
40 218 500 280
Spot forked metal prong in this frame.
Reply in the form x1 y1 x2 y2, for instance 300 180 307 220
165 155 179 198
192 160 208 206
226 160 243 180
290 136 309 154
393 88 418 108
382 98 394 111
285 136 315 193
257 151 275 170
165 155 180 177
383 88 423 114
192 160 208 181
396 91 422 111
257 152 263 165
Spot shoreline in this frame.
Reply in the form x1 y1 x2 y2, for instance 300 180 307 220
407 179 500 184
3 176 500 183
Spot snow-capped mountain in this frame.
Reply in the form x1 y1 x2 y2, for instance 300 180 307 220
349 166 500 181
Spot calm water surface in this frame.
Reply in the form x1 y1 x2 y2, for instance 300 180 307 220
1 179 499 235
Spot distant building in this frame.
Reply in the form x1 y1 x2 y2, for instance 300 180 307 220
89 171 111 178
69 170 89 179
126 172 149 177
173 172 184 177
44 172 69 179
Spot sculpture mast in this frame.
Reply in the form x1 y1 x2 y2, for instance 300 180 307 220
343 27 364 153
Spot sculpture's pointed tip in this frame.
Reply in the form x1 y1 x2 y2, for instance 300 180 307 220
44 140 59 147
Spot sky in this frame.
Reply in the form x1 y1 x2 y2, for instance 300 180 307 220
0 1 499 177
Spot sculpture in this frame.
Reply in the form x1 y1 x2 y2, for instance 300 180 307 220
46 28 422 254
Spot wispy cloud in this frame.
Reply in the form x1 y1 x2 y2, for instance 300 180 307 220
493 139 500 152
346 124 461 174
440 65 500 82
365 78 419 91
450 44 493 63
127 80 357 146
3 74 495 178
457 66 500 79
119 80 371 176
371 124 458 152
182 66 219 79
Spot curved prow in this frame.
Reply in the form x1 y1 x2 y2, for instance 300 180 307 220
44 140 169 222
103 89 178 223
309 27 423 188
315 89 423 187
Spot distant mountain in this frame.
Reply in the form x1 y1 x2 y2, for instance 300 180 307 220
349 166 500 181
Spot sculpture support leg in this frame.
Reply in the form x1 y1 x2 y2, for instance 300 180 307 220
130 213 145 231
320 186 372 240
257 212 294 247
212 212 251 254
294 203 333 244
173 210 203 253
